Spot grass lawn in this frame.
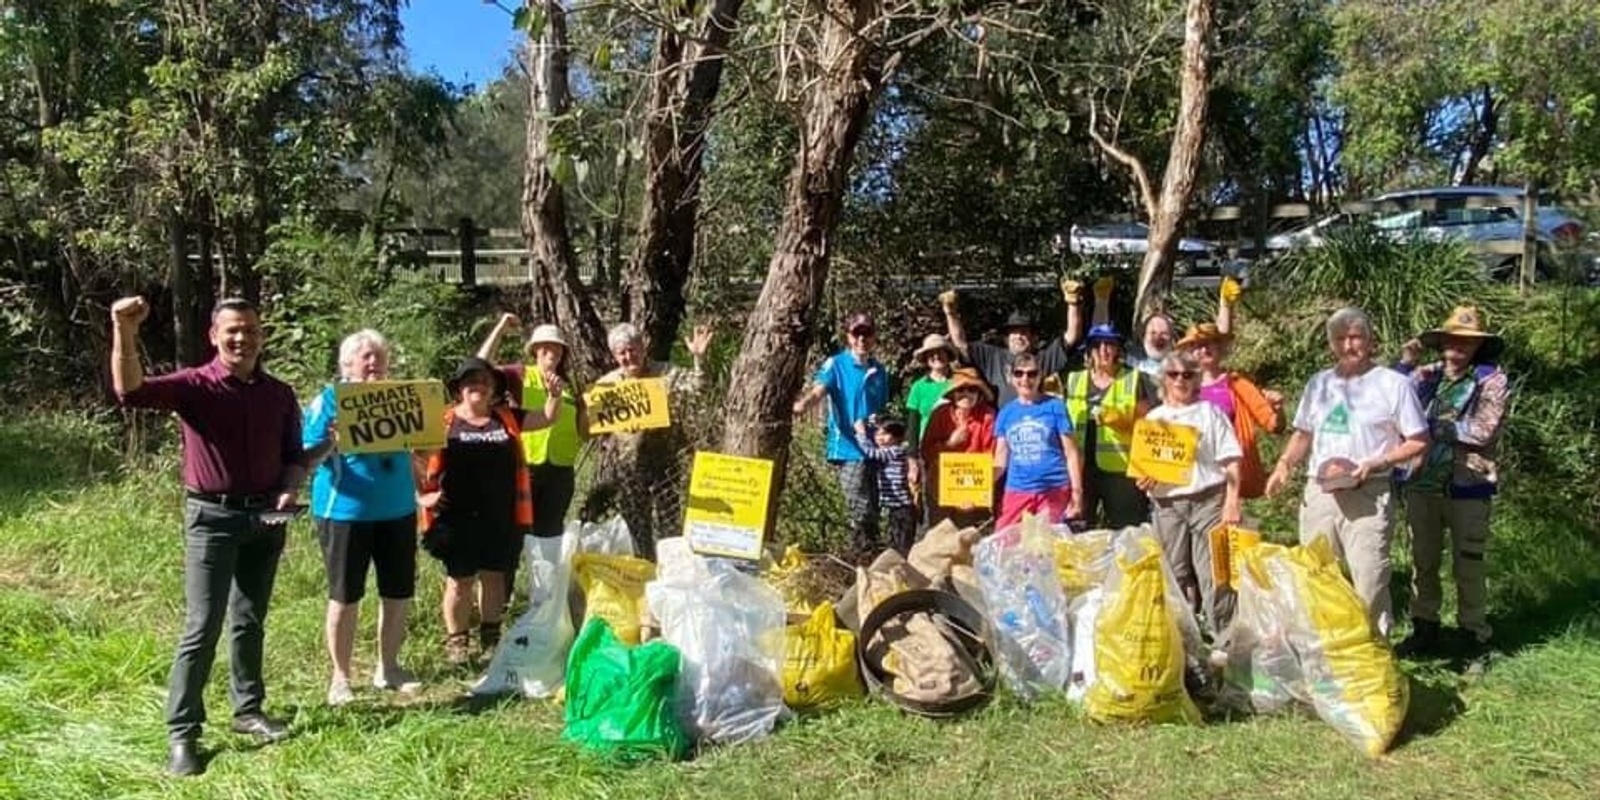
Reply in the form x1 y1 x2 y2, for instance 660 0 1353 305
1 411 1597 800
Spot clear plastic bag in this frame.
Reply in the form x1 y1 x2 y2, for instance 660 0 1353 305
646 559 789 745
576 516 635 556
474 532 576 697
974 519 1072 700
1218 541 1306 715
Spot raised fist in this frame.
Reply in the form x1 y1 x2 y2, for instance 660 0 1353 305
499 312 521 330
111 296 150 328
938 289 958 310
1060 277 1083 303
1221 276 1243 305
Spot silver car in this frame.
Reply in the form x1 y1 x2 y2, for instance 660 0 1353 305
1264 186 1586 280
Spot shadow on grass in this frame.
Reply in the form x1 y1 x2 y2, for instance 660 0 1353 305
1489 578 1600 655
1395 669 1465 747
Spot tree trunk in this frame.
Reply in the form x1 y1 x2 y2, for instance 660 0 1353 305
1134 0 1215 319
1520 178 1538 294
623 0 746 362
521 0 609 382
168 210 204 365
719 0 886 476
1459 85 1497 185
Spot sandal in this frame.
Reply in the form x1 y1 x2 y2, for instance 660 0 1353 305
443 631 471 666
478 621 502 655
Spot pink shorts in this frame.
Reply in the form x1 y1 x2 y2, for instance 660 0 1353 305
996 486 1073 530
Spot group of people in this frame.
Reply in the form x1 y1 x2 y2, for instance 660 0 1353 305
798 277 1510 665
110 276 1509 777
110 297 708 776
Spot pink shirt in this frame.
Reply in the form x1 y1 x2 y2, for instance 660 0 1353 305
1199 376 1235 419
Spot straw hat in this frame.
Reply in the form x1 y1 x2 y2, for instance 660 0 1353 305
1418 306 1503 362
914 333 956 360
525 323 568 349
942 368 995 404
1176 322 1234 350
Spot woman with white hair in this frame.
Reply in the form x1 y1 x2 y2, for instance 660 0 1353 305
1264 307 1429 639
590 320 713 559
302 330 421 704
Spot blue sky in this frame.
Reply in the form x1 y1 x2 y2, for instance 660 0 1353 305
400 1 522 89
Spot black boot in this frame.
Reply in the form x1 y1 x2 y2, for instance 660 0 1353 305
1396 618 1442 658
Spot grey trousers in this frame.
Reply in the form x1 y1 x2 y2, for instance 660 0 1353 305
1151 485 1231 636
833 459 880 554
166 497 286 743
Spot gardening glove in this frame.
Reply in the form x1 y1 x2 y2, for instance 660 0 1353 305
1221 276 1242 305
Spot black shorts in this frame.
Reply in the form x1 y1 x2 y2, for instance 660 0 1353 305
529 463 577 539
316 515 418 603
425 513 522 579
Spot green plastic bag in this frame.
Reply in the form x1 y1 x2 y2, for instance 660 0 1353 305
562 618 691 761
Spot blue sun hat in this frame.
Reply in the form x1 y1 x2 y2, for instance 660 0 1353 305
1084 323 1125 345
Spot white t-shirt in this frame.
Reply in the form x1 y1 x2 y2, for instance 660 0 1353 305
1292 365 1427 475
1144 401 1242 498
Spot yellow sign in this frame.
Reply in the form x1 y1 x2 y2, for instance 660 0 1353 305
683 451 775 560
584 378 671 434
1126 418 1199 486
937 452 993 508
334 380 447 454
1209 525 1262 590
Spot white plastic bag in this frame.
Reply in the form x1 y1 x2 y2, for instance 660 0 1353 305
576 516 635 556
1066 586 1103 703
474 532 577 697
974 520 1072 700
646 558 789 745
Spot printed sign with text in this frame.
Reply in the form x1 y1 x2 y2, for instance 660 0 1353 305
937 452 994 508
584 378 672 434
334 380 448 454
683 451 774 560
1126 418 1200 486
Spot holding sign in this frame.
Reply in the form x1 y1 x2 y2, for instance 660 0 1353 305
683 452 774 560
1126 418 1199 486
584 378 671 434
335 380 447 454
937 452 994 508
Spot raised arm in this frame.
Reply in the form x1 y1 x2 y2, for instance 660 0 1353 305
1060 278 1085 349
110 296 150 396
939 290 970 357
1216 276 1240 336
476 312 520 361
1090 276 1114 328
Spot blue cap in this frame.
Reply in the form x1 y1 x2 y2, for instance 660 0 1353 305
1085 323 1124 344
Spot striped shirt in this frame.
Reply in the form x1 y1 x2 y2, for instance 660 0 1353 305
856 430 914 509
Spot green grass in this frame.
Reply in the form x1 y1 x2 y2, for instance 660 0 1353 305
2 399 1599 798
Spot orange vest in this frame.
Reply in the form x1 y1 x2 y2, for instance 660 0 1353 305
418 406 534 534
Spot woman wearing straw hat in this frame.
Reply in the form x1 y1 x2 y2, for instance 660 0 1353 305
920 368 999 529
1392 305 1510 657
905 333 957 442
1174 322 1285 500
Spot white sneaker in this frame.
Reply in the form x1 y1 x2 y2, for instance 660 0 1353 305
327 678 356 706
372 666 423 694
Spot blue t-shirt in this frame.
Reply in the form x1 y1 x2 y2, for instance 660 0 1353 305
815 352 889 462
303 385 419 522
996 396 1075 492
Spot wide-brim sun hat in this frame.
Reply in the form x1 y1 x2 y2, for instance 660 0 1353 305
446 356 507 397
1176 322 1234 350
914 333 956 360
1418 305 1504 362
941 368 995 404
525 323 568 350
1000 310 1034 331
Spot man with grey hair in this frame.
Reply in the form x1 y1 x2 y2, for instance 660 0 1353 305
1265 307 1428 639
588 320 714 559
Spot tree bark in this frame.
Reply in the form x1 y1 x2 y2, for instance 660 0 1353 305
719 0 887 475
1459 85 1497 185
1134 0 1214 319
623 0 746 362
521 0 609 382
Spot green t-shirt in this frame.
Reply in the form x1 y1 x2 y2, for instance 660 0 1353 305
906 375 951 438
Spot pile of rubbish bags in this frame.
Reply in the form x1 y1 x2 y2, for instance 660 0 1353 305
474 513 1409 761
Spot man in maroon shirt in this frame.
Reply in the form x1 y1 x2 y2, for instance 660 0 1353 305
111 295 308 776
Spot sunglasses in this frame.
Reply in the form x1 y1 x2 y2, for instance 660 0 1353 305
1012 369 1040 378
1165 370 1198 380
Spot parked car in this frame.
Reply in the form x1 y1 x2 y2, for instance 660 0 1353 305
1068 222 1218 258
1264 186 1586 281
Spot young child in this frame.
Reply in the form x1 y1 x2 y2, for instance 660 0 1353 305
854 415 921 555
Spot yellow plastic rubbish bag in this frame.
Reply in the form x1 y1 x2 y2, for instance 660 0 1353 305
782 602 864 710
573 553 656 645
1053 529 1115 596
1084 534 1201 725
1273 537 1409 757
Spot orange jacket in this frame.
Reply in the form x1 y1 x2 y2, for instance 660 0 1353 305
1227 373 1282 499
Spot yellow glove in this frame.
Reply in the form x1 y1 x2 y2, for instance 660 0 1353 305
938 289 959 310
1221 276 1242 305
1093 276 1115 301
1060 277 1082 304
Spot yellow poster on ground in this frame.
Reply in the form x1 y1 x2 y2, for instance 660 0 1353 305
334 380 448 454
683 451 775 560
937 452 994 508
583 378 671 434
1126 418 1199 486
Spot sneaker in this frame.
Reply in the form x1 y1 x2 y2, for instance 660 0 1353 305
1395 618 1442 658
444 632 472 666
372 666 424 694
326 678 355 706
